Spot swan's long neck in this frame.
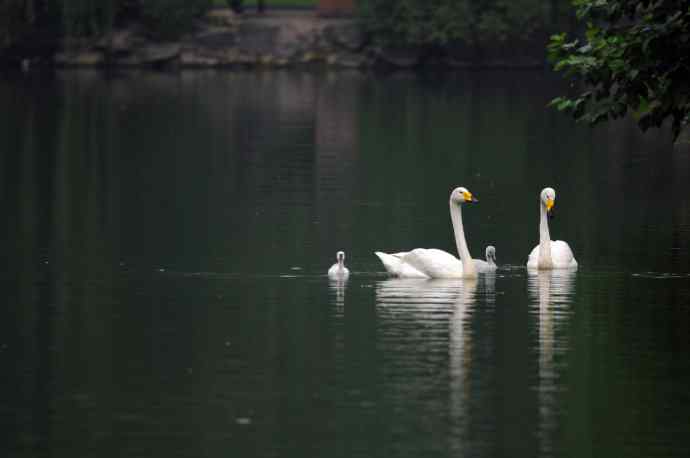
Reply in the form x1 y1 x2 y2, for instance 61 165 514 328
338 258 344 269
450 200 477 277
539 202 553 268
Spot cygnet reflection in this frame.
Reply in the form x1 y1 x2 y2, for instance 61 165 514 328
329 276 348 314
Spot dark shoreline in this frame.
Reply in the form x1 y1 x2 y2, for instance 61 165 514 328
1 9 549 72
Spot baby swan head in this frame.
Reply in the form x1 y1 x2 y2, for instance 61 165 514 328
450 186 479 205
336 251 345 263
540 187 556 219
485 245 497 265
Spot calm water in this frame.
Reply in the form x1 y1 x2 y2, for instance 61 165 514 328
1 69 689 458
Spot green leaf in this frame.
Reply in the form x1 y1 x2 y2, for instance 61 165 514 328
547 0 690 142
557 99 573 110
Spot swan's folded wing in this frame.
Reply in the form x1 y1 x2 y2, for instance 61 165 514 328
526 244 540 268
375 251 428 277
551 240 578 268
401 248 464 278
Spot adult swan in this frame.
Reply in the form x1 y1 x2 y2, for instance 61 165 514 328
375 187 481 279
526 187 578 270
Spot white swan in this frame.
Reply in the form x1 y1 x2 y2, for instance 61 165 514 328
474 245 497 273
328 251 350 279
375 187 480 279
527 187 578 270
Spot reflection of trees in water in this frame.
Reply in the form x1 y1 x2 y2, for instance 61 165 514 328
106 70 365 273
583 121 690 272
314 72 362 261
14 69 685 276
11 71 364 274
0 75 123 455
0 73 369 450
534 98 690 273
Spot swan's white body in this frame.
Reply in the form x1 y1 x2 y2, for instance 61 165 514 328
526 188 578 270
375 187 481 279
375 248 466 278
328 251 350 279
473 245 497 273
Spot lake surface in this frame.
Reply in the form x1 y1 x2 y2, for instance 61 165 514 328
1 69 689 458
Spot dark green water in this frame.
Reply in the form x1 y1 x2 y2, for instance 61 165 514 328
1 70 689 458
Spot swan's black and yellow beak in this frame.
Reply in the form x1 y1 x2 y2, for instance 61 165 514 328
463 191 478 203
546 198 555 219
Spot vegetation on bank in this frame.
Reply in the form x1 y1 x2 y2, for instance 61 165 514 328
548 0 689 140
358 0 576 61
211 0 316 6
1 0 212 46
2 0 574 61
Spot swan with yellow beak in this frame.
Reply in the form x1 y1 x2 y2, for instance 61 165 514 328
375 186 482 278
527 187 578 270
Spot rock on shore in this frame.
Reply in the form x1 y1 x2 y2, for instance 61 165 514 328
54 10 373 69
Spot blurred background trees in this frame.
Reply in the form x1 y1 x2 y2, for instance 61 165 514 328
1 0 211 48
357 0 576 62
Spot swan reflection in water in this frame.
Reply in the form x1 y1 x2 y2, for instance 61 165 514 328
374 277 483 333
527 269 576 457
375 275 495 452
329 277 348 314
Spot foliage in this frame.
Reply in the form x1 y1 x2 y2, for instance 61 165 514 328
59 0 212 38
548 0 690 140
1 0 212 45
60 0 117 37
0 1 26 48
140 0 212 39
357 0 573 58
1 1 62 54
213 0 315 6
